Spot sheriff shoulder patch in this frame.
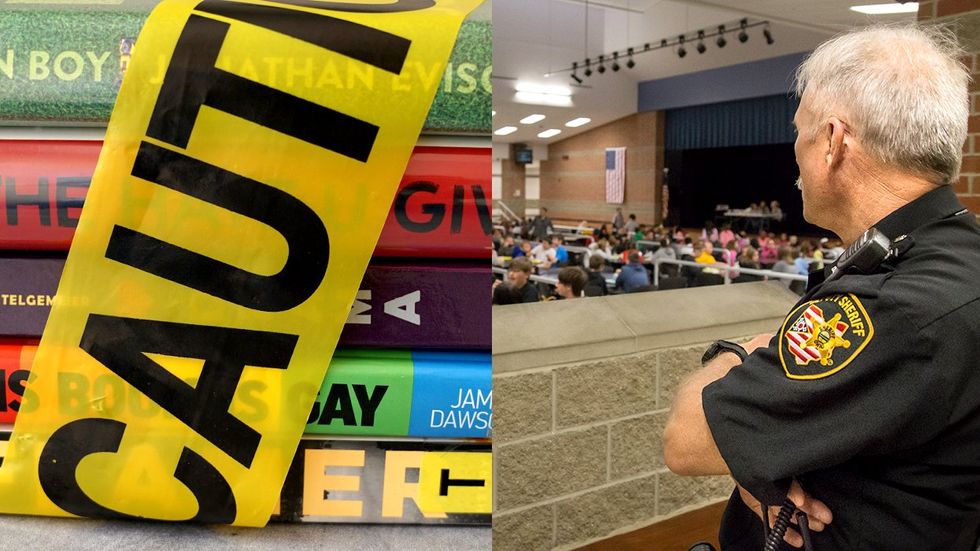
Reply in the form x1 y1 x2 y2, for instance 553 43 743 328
779 294 874 380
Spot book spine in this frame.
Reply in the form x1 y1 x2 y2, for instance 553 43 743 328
276 438 491 524
0 342 34 423
374 146 492 258
0 256 490 348
341 264 490 349
0 256 63 338
0 429 490 524
0 142 491 258
0 344 492 439
306 350 492 438
0 11 489 133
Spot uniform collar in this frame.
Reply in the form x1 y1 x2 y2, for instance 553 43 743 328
805 185 962 294
873 185 965 241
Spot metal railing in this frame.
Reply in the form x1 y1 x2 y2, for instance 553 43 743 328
650 257 808 287
495 200 520 224
494 257 809 293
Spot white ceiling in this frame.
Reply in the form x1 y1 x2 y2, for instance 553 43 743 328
491 0 918 145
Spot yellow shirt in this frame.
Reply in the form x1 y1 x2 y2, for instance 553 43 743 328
695 251 716 264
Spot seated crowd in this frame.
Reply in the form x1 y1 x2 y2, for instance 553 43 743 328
493 210 843 305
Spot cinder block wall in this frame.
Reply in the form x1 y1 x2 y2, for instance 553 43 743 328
493 283 799 551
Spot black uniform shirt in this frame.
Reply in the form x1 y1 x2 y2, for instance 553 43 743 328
702 185 980 550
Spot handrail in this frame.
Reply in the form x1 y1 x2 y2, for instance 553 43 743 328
496 200 519 223
493 257 808 294
650 257 807 287
492 266 615 288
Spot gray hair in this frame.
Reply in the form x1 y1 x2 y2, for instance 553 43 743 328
794 24 970 185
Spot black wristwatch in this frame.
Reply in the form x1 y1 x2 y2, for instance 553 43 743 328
701 340 748 365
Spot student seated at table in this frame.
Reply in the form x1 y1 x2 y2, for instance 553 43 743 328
759 238 779 267
718 224 736 249
695 241 717 264
700 221 719 245
678 237 694 257
497 234 517 257
615 251 650 293
796 242 815 275
738 246 761 269
771 247 798 287
594 224 611 241
649 238 676 262
588 237 614 261
530 239 557 269
584 255 609 297
555 267 588 300
506 257 540 303
513 240 532 258
551 234 569 266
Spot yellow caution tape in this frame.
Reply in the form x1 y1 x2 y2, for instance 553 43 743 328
0 0 482 527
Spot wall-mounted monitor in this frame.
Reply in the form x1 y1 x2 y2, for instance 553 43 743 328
514 148 533 165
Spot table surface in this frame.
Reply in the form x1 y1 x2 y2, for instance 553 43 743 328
0 514 490 551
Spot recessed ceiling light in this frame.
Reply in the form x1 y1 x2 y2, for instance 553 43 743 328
565 117 591 128
520 114 546 124
515 82 572 96
494 126 518 136
514 92 573 107
538 129 561 138
850 2 918 14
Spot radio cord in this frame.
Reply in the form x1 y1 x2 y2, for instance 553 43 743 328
763 499 796 551
762 499 814 551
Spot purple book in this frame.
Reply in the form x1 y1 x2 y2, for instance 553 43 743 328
340 263 490 349
0 257 490 349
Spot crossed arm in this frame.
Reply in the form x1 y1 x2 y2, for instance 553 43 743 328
662 333 833 547
663 333 772 475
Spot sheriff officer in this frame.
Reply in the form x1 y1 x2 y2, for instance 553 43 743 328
664 25 980 550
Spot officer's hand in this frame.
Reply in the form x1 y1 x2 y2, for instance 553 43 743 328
738 481 833 548
743 333 775 355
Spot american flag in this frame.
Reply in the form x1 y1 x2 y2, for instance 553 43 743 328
605 147 626 203
785 304 848 365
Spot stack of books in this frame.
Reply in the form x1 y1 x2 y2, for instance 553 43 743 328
0 0 491 525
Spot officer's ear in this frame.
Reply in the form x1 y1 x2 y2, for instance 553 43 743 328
824 116 848 169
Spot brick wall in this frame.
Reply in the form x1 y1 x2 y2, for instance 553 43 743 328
492 283 799 550
538 111 665 226
500 149 527 218
919 0 980 214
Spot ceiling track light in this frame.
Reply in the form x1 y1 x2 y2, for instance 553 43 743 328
558 19 770 76
570 61 583 84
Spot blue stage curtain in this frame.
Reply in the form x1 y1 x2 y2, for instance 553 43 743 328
665 94 801 151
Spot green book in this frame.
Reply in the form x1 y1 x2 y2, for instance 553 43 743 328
0 0 491 133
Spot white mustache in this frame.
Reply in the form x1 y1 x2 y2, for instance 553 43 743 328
795 177 803 190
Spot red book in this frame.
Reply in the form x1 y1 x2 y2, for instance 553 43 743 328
0 141 491 258
0 340 35 424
